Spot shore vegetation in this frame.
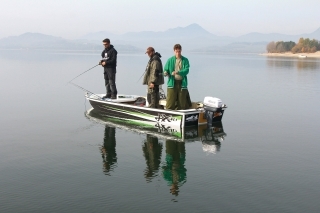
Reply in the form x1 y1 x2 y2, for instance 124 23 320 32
266 38 320 53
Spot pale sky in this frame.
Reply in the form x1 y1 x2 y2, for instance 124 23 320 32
1 0 319 39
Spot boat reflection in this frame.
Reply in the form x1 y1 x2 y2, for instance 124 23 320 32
85 108 227 143
85 108 227 196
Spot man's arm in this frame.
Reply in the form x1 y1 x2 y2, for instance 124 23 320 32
176 57 190 76
107 49 117 66
149 60 159 84
100 50 105 66
163 58 172 76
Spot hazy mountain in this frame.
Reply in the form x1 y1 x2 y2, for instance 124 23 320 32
191 42 268 53
308 27 320 40
0 33 66 48
81 31 117 41
236 33 297 43
81 24 232 51
236 28 320 43
82 23 215 41
1 24 320 53
0 32 142 52
122 23 215 39
81 23 320 52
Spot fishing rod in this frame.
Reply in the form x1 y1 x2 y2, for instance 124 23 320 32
136 70 147 83
68 64 100 83
68 55 111 83
69 82 103 100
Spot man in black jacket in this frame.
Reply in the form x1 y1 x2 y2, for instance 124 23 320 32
100 38 118 99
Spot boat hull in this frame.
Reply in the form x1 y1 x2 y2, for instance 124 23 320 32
87 96 225 128
85 108 226 142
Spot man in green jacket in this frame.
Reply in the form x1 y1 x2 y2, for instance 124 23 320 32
164 44 190 110
143 47 164 108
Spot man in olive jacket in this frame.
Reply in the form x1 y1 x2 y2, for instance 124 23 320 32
143 47 164 108
163 44 190 110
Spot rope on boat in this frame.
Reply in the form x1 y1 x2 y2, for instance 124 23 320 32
68 64 99 83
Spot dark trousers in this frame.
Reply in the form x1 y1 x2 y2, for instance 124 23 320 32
147 85 160 108
104 67 117 97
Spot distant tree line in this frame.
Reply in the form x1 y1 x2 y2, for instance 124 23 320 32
266 38 320 53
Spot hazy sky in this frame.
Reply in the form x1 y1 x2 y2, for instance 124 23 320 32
1 0 320 39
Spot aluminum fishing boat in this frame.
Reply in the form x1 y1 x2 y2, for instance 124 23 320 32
85 90 227 128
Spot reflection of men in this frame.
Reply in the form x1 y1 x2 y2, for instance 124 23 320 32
100 38 118 99
143 47 164 108
100 126 117 175
142 135 163 181
162 140 187 196
164 44 190 110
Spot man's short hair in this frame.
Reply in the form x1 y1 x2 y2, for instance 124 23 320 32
173 44 182 50
145 47 155 54
103 38 110 43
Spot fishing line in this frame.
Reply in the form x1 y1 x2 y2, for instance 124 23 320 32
68 64 99 83
136 70 147 83
69 82 103 100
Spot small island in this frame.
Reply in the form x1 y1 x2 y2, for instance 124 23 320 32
261 38 320 58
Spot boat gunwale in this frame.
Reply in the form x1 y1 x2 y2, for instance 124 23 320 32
86 96 206 116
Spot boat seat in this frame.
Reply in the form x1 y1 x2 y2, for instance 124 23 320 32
191 102 203 109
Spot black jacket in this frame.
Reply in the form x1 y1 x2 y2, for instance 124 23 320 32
101 45 117 69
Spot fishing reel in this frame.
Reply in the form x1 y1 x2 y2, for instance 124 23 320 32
99 60 104 65
99 58 108 66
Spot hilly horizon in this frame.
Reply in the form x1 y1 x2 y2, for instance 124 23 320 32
81 23 320 42
1 23 320 53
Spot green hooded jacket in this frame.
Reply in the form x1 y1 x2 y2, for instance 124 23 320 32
163 56 190 89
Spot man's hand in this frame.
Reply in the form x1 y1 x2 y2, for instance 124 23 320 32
101 61 106 66
172 71 178 75
164 71 168 77
149 83 154 88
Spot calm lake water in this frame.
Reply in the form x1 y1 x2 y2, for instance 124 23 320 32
0 50 319 212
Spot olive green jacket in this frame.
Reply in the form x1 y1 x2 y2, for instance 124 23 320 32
143 53 164 86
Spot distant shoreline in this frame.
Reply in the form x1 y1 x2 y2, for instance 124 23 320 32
260 51 320 58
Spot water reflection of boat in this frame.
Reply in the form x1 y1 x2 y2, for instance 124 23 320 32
85 108 227 142
86 108 227 196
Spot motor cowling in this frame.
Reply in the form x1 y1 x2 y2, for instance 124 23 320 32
203 97 223 125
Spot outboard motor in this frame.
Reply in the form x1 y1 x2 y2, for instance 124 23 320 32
203 96 224 126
